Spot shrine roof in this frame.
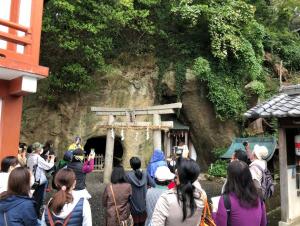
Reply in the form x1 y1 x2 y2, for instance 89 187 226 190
221 137 277 162
244 85 300 119
171 120 189 131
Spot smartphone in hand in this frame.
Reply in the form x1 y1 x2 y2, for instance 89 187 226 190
90 149 95 155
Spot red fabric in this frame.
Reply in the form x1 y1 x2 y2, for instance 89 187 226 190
82 159 94 173
132 212 147 223
168 181 176 189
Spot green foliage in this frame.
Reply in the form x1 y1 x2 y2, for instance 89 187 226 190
174 62 187 101
212 147 228 159
208 160 228 177
247 80 266 96
172 0 265 119
275 36 300 71
41 0 300 120
155 59 169 102
250 0 300 71
208 147 228 177
41 0 156 99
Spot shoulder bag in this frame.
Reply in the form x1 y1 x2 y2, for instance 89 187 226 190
110 184 133 226
200 198 216 226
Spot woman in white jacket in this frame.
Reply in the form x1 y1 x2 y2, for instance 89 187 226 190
41 168 92 226
27 142 55 215
151 158 206 226
246 144 268 195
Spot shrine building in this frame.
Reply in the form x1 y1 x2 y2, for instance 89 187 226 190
0 0 48 159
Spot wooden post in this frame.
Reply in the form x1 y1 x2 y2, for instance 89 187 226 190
153 114 161 150
185 132 188 145
103 115 115 183
164 132 168 156
166 133 171 157
279 126 289 222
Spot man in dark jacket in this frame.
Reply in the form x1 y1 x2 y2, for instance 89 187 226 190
126 157 155 225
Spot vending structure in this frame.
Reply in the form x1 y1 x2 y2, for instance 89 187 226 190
245 85 300 226
0 0 48 159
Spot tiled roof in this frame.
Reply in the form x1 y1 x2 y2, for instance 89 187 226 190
221 137 276 161
244 85 300 118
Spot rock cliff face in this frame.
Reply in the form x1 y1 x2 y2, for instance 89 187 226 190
21 56 239 169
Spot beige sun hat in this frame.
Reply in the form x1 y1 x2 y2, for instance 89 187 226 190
155 166 175 181
253 144 268 160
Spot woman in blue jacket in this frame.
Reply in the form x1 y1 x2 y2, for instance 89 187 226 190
147 149 167 179
0 167 39 226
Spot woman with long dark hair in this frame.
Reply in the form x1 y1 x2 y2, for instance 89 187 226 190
41 168 92 226
126 157 155 226
0 167 39 226
151 158 206 226
103 165 132 226
215 160 267 226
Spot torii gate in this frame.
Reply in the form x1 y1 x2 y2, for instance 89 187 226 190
91 102 182 183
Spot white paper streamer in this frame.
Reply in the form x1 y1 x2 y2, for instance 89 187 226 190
121 129 125 141
146 127 149 140
135 132 138 141
111 128 115 139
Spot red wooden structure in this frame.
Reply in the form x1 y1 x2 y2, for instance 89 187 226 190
0 0 48 159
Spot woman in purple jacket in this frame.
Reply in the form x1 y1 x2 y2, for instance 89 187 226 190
215 160 267 226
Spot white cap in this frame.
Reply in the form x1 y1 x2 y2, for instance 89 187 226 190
253 144 268 160
155 166 175 181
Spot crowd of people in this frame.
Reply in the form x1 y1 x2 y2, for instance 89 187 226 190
0 137 272 226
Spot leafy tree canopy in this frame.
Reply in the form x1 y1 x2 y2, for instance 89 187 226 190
41 0 300 120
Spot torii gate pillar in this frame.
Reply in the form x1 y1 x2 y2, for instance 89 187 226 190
103 115 115 183
153 114 161 150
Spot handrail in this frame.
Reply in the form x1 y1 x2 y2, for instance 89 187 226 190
0 31 31 45
0 18 29 33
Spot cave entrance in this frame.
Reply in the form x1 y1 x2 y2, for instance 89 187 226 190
84 136 124 169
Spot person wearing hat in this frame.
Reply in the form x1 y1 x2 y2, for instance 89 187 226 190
27 142 55 216
147 149 168 179
67 148 95 199
68 136 83 151
246 144 268 194
145 166 175 226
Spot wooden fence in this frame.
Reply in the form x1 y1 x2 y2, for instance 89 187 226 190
93 154 104 171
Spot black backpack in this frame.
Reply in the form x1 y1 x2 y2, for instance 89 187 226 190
253 164 275 200
223 194 231 226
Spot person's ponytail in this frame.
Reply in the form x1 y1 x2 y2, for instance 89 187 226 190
48 168 75 215
176 159 200 222
49 187 72 214
177 181 196 221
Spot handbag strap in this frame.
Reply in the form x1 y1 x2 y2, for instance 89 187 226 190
110 184 121 225
223 194 231 226
200 198 208 225
47 207 55 226
47 206 73 226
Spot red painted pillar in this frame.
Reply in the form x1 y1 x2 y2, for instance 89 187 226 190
0 80 23 159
